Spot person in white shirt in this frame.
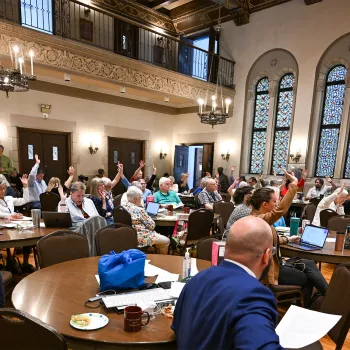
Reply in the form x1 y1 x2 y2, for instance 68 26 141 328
305 177 337 200
312 184 350 226
58 181 99 225
0 175 35 273
27 154 47 209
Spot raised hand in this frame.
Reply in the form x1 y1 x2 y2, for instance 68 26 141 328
283 170 298 186
67 166 75 176
231 166 236 172
139 160 145 168
20 174 28 187
117 162 124 173
302 169 308 178
325 176 333 183
35 154 40 164
205 172 211 178
153 165 157 175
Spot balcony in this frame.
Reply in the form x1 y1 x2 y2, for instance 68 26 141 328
0 0 235 89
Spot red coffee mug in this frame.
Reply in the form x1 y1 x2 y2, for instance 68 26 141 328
124 306 150 332
168 204 174 212
183 207 190 214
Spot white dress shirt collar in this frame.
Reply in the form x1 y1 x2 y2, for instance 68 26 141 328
224 259 256 278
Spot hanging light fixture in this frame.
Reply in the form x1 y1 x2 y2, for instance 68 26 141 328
197 8 233 128
0 44 36 98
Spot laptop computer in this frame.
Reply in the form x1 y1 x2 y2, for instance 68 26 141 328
146 202 160 217
42 212 72 228
287 224 329 251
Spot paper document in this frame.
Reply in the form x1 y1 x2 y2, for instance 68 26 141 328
276 305 341 348
95 275 100 285
155 273 179 284
190 258 199 276
167 282 185 298
326 238 336 243
144 262 171 277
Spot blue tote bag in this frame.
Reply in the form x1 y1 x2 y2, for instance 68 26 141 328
98 249 146 292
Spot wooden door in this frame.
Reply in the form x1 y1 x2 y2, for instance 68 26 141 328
173 145 189 183
202 143 214 177
178 37 194 76
108 137 144 195
18 129 70 183
114 19 139 59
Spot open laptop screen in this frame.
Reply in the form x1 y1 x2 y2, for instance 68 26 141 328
146 202 160 216
301 224 329 248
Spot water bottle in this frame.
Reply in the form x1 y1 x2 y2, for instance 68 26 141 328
182 248 191 278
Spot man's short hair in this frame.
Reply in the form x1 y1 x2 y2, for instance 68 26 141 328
0 145 4 151
315 178 324 186
70 182 86 193
159 177 170 186
37 168 45 175
98 169 104 175
217 167 223 173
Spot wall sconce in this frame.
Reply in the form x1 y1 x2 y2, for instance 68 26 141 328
289 152 302 163
89 144 98 155
159 151 167 160
221 152 230 161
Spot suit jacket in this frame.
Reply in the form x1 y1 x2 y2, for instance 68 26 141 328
171 261 283 350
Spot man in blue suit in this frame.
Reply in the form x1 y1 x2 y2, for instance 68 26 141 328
172 216 283 350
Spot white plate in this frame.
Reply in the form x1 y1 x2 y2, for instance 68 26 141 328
11 216 32 221
70 313 109 331
0 224 16 228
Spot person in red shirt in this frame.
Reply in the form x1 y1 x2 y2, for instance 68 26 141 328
280 169 307 197
129 160 157 191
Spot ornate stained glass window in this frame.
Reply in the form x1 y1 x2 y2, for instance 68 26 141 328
316 65 347 177
250 77 269 174
271 74 295 175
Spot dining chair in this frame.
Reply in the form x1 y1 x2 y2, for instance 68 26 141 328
196 234 222 261
310 264 350 350
0 308 68 350
320 209 339 228
36 230 89 268
39 192 60 212
112 205 132 226
213 201 235 227
327 216 350 232
1 271 14 302
95 223 138 255
113 194 123 208
302 202 317 222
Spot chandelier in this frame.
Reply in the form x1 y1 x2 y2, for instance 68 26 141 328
0 44 36 98
197 24 232 127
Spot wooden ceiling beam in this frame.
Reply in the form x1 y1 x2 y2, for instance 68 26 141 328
304 0 323 4
151 0 179 10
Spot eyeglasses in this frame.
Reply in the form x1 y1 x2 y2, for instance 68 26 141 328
256 246 277 257
140 182 146 185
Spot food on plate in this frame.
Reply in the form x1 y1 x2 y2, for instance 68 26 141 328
71 314 91 327
161 304 174 319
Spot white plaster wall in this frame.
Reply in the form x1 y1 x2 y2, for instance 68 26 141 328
177 0 350 178
0 90 175 179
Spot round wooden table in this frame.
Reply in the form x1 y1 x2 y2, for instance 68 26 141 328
280 232 350 264
12 255 211 349
0 221 64 248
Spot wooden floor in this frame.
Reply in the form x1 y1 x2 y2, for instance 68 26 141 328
4 254 350 349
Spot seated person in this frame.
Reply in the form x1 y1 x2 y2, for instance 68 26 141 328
27 154 47 210
8 168 23 195
0 175 34 273
0 175 17 197
129 160 157 190
249 171 328 307
280 169 307 197
168 176 178 193
226 186 254 231
46 167 75 196
177 173 189 193
192 177 207 195
58 182 99 226
124 186 170 254
266 179 280 199
305 177 337 200
172 217 283 350
217 167 229 193
121 181 144 207
154 177 182 205
197 178 222 210
90 178 113 225
96 168 105 178
139 179 152 205
312 184 349 226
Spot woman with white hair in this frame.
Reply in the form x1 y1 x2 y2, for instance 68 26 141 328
168 176 178 193
0 175 35 273
124 186 170 254
0 174 17 197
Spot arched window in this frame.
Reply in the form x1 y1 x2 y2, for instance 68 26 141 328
249 77 269 174
271 74 295 175
315 65 347 177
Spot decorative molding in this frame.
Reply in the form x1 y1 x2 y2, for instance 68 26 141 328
270 59 277 67
316 78 325 92
247 89 255 101
232 8 250 26
0 22 235 102
346 72 350 88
